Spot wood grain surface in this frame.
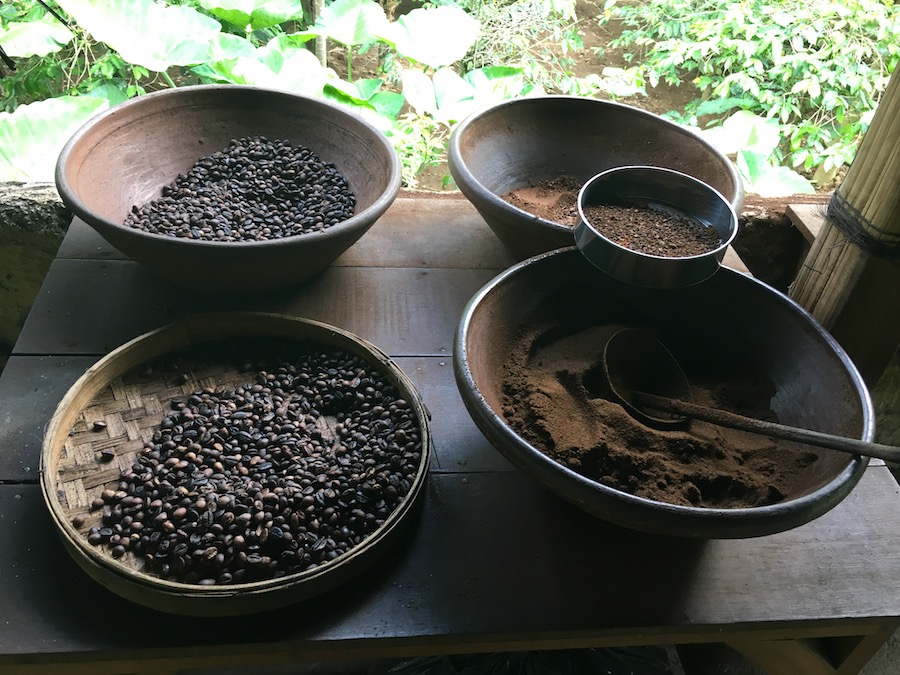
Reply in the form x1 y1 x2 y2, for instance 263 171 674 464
1 192 898 674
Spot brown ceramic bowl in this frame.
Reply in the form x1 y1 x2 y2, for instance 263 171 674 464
448 96 743 261
454 247 872 539
56 85 401 292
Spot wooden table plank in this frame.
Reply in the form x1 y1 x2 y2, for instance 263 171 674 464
1 468 899 669
391 357 515 474
13 260 497 358
0 356 96 481
2 195 899 675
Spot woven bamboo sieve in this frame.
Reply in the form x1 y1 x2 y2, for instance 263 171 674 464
40 312 432 616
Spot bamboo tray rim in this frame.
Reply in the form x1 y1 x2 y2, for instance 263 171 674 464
39 311 432 613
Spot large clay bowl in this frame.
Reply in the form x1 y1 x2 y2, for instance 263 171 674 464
56 85 401 292
454 247 873 539
448 96 743 260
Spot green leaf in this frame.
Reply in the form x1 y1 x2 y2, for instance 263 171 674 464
323 78 369 104
400 68 437 117
698 110 780 156
209 32 259 61
251 36 332 94
463 66 526 103
0 95 109 181
197 0 305 31
313 0 389 48
353 78 384 102
369 90 404 120
56 0 221 72
84 83 129 106
321 79 400 128
736 149 769 185
744 161 816 197
433 67 476 122
694 97 754 117
320 87 395 133
0 17 74 57
387 6 480 69
197 32 330 96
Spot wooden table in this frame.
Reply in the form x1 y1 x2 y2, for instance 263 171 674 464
2 192 899 675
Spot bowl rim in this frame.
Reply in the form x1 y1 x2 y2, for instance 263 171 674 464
448 94 745 234
453 246 873 538
55 84 402 252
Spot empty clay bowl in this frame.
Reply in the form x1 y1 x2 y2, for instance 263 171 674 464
448 96 743 260
56 85 401 293
454 247 873 539
575 166 739 288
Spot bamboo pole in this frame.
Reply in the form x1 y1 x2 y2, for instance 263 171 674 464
789 68 900 386
314 0 326 67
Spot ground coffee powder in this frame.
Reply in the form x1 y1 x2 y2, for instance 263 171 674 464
501 323 819 508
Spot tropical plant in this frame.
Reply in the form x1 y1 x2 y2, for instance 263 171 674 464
601 0 900 187
1 0 582 186
0 0 487 183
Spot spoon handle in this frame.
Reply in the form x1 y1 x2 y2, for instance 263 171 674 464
632 391 900 463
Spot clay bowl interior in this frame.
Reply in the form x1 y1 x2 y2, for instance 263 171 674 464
454 248 872 539
448 96 744 261
41 312 431 616
56 85 401 293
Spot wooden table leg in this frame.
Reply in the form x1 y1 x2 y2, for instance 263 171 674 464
725 622 900 675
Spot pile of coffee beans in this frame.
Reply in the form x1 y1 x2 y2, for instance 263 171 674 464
84 340 423 586
582 203 721 257
123 136 356 242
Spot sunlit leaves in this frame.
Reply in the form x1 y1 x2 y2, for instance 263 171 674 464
197 0 304 31
0 17 73 57
604 0 900 185
310 0 390 48
56 0 221 71
0 95 108 180
387 7 480 69
193 33 331 96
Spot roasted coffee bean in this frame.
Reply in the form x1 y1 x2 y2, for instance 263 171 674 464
85 339 423 586
123 137 355 242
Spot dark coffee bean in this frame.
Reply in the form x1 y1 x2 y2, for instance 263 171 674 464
123 137 355 243
85 339 423 586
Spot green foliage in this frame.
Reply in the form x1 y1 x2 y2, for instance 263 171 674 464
3 0 891 193
0 95 109 180
697 110 815 196
602 0 900 185
443 0 600 96
57 0 222 72
195 0 305 32
0 0 549 187
0 0 491 185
